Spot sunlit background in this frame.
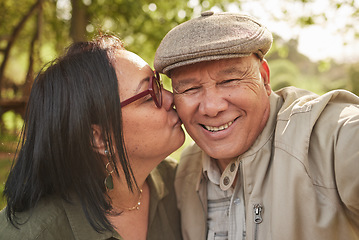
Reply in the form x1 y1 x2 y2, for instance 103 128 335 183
53 0 359 62
238 0 359 63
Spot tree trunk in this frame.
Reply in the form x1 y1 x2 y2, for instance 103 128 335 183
0 0 42 99
23 2 43 99
70 0 88 42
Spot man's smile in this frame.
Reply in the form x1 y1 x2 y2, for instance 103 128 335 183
200 117 239 132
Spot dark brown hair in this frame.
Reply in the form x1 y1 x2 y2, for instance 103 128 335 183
4 35 136 232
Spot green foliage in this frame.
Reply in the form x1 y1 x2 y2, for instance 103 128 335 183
0 0 239 85
0 134 17 210
269 59 299 90
268 59 325 94
0 156 12 210
317 60 331 72
84 0 238 64
348 63 359 95
0 133 18 153
1 111 23 134
298 16 315 26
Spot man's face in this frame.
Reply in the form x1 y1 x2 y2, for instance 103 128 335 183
171 55 272 163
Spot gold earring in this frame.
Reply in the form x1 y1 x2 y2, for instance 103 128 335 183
104 150 114 191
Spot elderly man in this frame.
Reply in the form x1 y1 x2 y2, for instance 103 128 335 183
154 11 359 240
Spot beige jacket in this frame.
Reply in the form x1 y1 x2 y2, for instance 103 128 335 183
175 87 359 240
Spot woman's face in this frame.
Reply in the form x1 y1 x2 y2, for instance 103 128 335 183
114 50 185 166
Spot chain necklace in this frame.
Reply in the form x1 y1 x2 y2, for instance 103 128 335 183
111 189 143 212
126 189 143 211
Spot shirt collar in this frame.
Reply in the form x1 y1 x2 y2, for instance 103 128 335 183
202 153 221 185
61 166 168 240
202 155 240 191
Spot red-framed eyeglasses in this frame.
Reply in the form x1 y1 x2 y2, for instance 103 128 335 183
120 71 162 108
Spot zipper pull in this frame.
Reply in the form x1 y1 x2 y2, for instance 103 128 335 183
253 204 263 224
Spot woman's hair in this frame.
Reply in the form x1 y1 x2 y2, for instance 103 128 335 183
3 35 136 232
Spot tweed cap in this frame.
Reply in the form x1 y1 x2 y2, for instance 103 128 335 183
154 11 273 76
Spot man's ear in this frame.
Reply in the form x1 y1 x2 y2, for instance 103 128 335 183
91 124 106 156
260 59 271 95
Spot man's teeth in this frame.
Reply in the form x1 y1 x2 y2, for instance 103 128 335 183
204 121 233 132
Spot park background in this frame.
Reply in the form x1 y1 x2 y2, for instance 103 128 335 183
1 0 359 209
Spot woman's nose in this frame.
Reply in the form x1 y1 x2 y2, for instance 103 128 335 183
161 89 174 111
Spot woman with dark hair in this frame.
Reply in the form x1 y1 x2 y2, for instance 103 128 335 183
0 35 185 240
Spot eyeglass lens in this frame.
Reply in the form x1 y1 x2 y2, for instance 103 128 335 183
153 73 162 107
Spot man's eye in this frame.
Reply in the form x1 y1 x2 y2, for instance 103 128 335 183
220 79 240 85
173 86 200 94
181 86 201 94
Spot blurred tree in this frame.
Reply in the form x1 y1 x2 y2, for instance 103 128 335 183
0 0 239 132
268 59 299 91
70 0 87 42
0 0 240 95
0 0 358 133
0 0 42 99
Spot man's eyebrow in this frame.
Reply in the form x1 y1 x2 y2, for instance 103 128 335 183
216 67 247 77
173 77 198 88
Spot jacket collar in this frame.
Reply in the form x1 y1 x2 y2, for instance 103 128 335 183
61 168 167 240
239 91 283 159
62 197 121 240
147 166 169 224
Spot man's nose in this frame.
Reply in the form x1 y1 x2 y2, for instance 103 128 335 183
199 86 228 117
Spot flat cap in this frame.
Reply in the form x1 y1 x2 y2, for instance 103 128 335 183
154 11 273 76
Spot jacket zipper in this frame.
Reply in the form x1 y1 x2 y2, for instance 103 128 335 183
253 204 263 240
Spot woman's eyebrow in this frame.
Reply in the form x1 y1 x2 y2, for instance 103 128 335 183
135 76 150 94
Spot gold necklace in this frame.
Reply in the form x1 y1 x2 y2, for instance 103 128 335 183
126 189 143 211
109 189 143 212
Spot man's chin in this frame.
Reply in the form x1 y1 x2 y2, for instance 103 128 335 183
202 146 240 161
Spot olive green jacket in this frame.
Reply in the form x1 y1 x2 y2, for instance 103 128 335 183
175 87 359 240
0 158 182 240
